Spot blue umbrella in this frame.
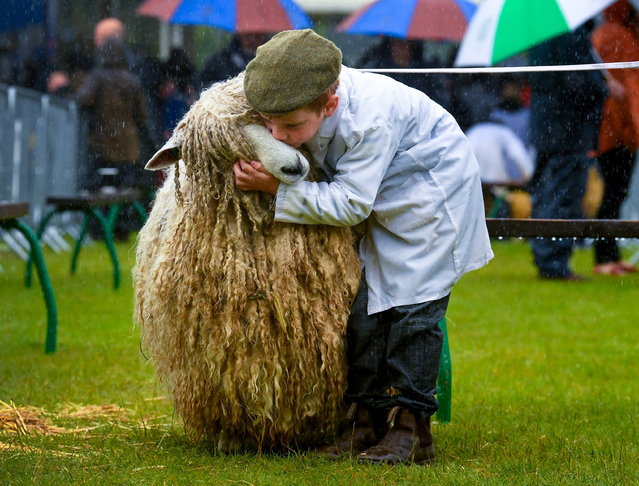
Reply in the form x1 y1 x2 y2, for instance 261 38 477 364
1 0 44 32
137 0 312 33
337 0 478 41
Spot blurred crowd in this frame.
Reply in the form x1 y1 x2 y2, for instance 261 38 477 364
1 0 638 275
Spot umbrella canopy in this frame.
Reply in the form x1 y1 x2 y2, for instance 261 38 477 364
136 0 313 33
336 0 479 41
1 0 44 33
455 0 617 66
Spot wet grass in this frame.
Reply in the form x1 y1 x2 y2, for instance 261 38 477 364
1 237 638 485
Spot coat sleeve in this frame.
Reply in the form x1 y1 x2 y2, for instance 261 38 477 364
274 125 397 227
75 72 100 108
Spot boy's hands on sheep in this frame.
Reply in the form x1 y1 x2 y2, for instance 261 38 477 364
233 159 280 195
233 124 311 193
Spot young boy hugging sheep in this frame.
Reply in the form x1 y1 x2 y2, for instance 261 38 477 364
234 29 493 464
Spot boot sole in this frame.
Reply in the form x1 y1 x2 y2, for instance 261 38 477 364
357 450 436 465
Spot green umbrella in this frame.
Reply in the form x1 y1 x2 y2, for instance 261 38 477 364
455 0 616 66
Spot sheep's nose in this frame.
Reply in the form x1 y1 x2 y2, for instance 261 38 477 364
281 162 303 175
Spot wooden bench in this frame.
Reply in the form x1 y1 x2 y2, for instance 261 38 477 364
26 189 147 289
1 202 58 353
486 218 639 238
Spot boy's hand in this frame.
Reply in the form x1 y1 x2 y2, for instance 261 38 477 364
233 160 280 195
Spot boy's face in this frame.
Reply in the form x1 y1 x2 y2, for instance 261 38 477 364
260 94 339 149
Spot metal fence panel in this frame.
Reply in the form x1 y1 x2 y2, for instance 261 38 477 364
0 87 11 202
0 83 80 227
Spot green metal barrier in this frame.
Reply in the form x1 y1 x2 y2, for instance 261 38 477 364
1 203 58 353
436 317 451 423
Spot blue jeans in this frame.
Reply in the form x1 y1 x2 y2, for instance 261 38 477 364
529 152 590 278
345 275 449 419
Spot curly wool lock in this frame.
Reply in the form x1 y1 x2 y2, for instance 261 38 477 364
133 76 360 451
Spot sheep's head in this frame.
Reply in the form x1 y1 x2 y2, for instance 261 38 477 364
242 124 310 184
145 77 310 185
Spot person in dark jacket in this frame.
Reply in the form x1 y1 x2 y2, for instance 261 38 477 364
527 22 608 280
75 38 157 239
92 17 164 169
76 38 155 188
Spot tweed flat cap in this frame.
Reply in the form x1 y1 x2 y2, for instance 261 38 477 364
244 29 342 115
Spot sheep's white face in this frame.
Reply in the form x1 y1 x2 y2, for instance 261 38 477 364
242 124 310 184
144 124 310 185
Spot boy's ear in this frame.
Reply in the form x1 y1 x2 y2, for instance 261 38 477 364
324 94 339 117
145 138 181 170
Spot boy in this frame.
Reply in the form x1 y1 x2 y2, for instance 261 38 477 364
233 29 493 464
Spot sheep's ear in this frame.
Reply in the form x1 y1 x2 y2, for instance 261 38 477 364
145 138 181 170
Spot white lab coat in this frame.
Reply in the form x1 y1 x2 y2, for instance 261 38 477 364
275 66 493 314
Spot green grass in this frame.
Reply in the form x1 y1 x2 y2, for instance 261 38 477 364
1 237 639 485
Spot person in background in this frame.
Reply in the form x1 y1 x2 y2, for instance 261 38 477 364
356 36 451 111
159 48 196 141
590 0 639 275
527 22 608 281
466 120 534 217
92 17 163 194
46 70 72 98
469 75 536 218
93 17 163 165
197 33 269 90
0 33 18 85
466 121 533 187
448 73 501 132
59 47 93 95
75 39 156 240
490 75 532 150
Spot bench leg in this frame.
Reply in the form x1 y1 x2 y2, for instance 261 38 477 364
25 208 58 288
106 204 121 234
90 207 120 289
9 219 58 353
70 211 91 275
108 202 147 231
131 200 148 225
436 317 452 423
69 208 120 290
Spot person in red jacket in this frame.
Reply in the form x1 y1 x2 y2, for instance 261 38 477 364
591 0 639 275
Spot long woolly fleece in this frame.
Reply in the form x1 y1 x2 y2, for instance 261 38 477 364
133 76 361 451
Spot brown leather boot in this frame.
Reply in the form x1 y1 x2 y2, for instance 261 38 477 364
358 406 436 464
316 403 382 458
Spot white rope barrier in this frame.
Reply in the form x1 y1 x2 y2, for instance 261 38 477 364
361 60 639 74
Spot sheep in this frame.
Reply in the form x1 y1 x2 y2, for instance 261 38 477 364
133 75 361 452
